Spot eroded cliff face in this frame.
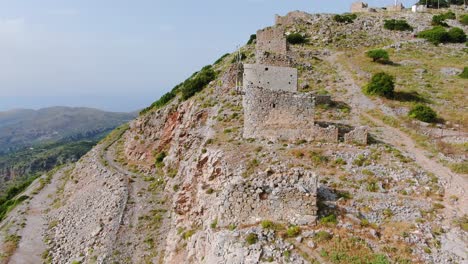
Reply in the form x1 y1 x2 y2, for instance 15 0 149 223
7 10 467 264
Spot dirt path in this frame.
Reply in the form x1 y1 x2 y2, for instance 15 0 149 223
9 168 68 264
325 52 468 219
365 114 467 217
102 139 169 263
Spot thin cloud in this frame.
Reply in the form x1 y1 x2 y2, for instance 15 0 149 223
46 8 79 16
0 17 25 34
158 24 175 32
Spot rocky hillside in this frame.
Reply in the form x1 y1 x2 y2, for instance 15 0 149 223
1 8 467 264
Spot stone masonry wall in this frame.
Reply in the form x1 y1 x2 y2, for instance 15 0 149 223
243 64 297 92
243 85 316 141
344 126 369 145
256 27 287 56
351 1 371 12
256 51 291 67
220 167 318 226
255 26 290 67
275 11 311 26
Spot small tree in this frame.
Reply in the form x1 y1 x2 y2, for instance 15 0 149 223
364 72 395 98
366 49 390 63
448 27 467 43
408 104 437 123
247 34 257 45
286 33 307 44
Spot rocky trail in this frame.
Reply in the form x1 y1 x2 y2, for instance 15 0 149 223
102 137 169 263
8 167 69 264
326 51 467 220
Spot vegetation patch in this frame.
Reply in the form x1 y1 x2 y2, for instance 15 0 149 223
366 49 389 63
245 233 258 245
383 19 412 31
460 14 468 26
320 214 338 226
408 104 437 123
459 67 468 79
333 13 357 24
286 225 301 237
431 11 456 27
247 34 257 45
287 33 308 44
417 26 466 45
363 72 394 98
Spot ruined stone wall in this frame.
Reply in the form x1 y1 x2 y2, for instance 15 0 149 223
313 125 339 142
243 64 297 92
256 51 291 67
351 1 370 12
387 3 404 12
344 126 368 145
256 27 287 56
220 167 318 226
275 11 311 26
243 86 316 141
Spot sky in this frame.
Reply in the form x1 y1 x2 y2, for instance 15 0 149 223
0 0 417 112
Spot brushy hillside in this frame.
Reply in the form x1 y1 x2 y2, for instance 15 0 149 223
0 8 467 264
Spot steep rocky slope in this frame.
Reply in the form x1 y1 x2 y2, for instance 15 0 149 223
1 8 467 264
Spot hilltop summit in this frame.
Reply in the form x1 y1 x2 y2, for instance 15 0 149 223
1 7 467 264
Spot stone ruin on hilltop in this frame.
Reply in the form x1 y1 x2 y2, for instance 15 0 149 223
350 1 405 13
241 25 368 145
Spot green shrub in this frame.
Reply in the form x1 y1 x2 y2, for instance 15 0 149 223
460 15 468 26
363 72 395 98
418 26 466 45
155 151 166 168
366 49 389 63
210 218 218 229
245 233 258 245
286 225 301 237
408 104 437 123
214 53 230 65
247 34 257 45
314 231 332 242
333 13 357 23
384 19 413 31
261 220 274 229
320 214 338 225
181 65 216 100
140 91 176 115
431 12 455 27
182 229 196 240
459 67 468 79
417 26 450 44
448 27 467 43
286 33 307 44
441 11 456 20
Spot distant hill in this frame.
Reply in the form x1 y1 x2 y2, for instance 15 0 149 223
0 106 136 155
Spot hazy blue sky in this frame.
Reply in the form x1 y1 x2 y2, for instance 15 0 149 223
0 0 416 112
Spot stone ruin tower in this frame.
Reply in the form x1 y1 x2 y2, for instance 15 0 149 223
242 27 338 142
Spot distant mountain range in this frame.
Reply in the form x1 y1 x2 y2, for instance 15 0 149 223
0 106 137 155
0 106 137 196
